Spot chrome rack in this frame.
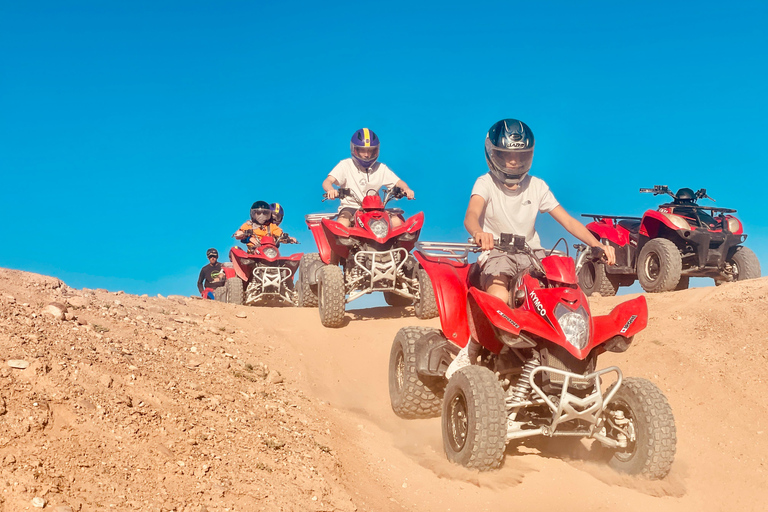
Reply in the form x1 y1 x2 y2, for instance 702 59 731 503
415 241 479 263
305 213 338 223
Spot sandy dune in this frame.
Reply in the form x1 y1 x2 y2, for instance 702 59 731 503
1 268 767 511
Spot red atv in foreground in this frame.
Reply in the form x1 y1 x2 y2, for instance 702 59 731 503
579 185 761 295
388 235 676 478
298 186 437 327
222 235 302 306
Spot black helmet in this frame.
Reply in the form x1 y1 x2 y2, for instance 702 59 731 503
485 119 535 186
250 200 272 224
206 248 218 258
674 188 696 204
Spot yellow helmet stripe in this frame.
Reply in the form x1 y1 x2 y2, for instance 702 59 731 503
363 128 370 147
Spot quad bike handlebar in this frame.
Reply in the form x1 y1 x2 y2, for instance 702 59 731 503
322 186 408 206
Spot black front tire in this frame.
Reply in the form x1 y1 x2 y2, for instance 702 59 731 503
318 265 346 328
225 278 244 305
728 246 761 281
298 253 321 307
605 378 676 479
414 268 438 319
637 239 682 293
578 261 619 297
388 327 445 419
441 366 507 471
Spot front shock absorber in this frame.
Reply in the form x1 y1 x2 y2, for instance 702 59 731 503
510 356 540 404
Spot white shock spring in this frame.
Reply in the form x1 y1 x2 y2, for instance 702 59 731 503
510 356 540 403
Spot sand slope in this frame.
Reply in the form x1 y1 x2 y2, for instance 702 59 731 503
1 268 767 511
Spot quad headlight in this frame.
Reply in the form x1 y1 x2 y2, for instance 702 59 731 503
727 217 741 233
368 219 389 238
554 303 590 350
263 247 278 258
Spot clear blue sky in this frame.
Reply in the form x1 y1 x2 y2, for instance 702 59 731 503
1 1 766 299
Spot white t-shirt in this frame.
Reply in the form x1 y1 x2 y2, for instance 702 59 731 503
328 158 400 209
471 173 560 250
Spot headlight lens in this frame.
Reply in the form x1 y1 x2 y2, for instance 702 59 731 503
661 212 690 231
727 217 741 233
263 248 278 258
368 219 389 238
554 303 589 350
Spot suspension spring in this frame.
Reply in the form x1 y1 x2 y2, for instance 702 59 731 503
510 356 540 404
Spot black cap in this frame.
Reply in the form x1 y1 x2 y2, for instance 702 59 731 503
206 248 218 258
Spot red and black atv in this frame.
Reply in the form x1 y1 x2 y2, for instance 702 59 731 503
578 185 761 295
222 234 302 306
388 235 676 478
298 186 437 327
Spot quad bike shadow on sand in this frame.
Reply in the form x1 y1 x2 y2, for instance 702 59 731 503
388 234 677 479
297 186 438 327
578 185 761 296
219 235 302 307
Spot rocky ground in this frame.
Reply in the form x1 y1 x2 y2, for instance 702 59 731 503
1 267 768 512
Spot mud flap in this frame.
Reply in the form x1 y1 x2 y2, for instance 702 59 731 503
415 333 458 378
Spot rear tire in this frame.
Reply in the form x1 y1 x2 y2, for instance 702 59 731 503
298 253 321 307
637 239 682 293
414 268 438 319
442 366 507 471
578 261 619 297
384 292 413 307
388 327 445 419
212 286 228 302
604 378 676 479
318 265 345 328
674 276 689 291
224 278 244 305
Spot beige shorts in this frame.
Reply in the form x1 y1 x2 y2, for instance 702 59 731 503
479 249 546 289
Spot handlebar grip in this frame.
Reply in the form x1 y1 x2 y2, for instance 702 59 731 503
639 188 654 193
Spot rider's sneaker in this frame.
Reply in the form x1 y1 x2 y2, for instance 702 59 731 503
445 344 470 380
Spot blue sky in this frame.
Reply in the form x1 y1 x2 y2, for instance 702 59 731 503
1 1 766 300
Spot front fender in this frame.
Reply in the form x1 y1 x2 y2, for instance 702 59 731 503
591 295 648 345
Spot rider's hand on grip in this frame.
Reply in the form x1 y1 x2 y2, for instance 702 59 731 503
473 231 495 251
324 189 339 200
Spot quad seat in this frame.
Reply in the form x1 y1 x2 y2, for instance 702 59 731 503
618 219 641 242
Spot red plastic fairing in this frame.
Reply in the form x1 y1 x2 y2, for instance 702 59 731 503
413 251 471 347
639 211 684 238
223 267 236 279
229 247 250 281
586 219 630 246
229 246 303 281
307 221 333 264
591 295 647 343
540 255 577 285
361 195 385 210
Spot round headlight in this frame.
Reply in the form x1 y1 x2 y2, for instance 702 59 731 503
369 219 389 238
727 217 741 233
263 248 278 258
661 212 690 231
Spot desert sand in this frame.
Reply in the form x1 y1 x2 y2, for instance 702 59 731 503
1 267 767 511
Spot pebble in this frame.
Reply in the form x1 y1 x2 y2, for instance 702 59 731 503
7 359 30 369
32 497 46 508
267 370 284 384
235 312 247 318
99 375 113 388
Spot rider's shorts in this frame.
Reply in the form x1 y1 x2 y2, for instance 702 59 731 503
479 249 547 289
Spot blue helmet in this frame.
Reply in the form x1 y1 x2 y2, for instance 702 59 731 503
485 119 535 186
270 202 284 225
350 128 380 170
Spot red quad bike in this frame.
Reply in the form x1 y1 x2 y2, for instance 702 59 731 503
298 186 438 328
579 185 761 295
222 235 302 306
388 235 676 478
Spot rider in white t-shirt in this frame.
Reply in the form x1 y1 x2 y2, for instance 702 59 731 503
322 128 415 227
465 119 616 305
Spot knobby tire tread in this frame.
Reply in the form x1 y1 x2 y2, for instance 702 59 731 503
638 238 682 293
298 253 321 308
414 268 439 319
389 327 445 419
318 265 345 328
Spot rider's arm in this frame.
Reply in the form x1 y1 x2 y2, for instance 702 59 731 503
549 206 616 265
197 267 206 293
394 179 415 199
323 175 339 199
464 195 494 250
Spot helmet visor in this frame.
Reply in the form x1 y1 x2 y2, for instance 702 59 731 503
251 208 272 224
487 146 534 177
352 145 379 163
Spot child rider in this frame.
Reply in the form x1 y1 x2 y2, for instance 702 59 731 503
322 128 415 228
234 201 295 253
